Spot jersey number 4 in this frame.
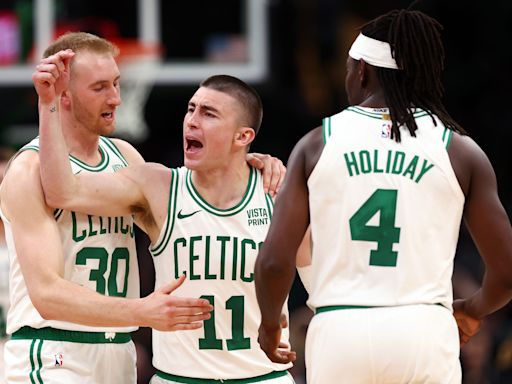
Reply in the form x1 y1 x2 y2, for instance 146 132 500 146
349 189 401 267
199 295 250 351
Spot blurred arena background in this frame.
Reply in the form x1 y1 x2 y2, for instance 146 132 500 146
0 0 511 383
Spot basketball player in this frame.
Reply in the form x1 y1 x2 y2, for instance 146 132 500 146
0 147 15 383
37 57 295 382
254 8 512 384
2 32 282 383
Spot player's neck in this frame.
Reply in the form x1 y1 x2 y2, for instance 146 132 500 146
62 120 102 165
358 90 387 108
191 160 251 209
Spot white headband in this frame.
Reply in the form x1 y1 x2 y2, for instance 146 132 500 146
348 33 399 69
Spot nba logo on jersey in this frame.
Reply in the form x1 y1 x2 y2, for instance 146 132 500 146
54 353 63 367
381 122 392 138
112 164 124 172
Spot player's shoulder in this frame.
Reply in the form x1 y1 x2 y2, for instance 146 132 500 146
448 132 491 197
0 148 43 214
123 162 172 186
448 131 486 166
4 148 40 180
107 137 145 165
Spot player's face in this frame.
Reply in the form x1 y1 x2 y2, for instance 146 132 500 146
183 87 245 171
345 56 363 106
68 51 121 136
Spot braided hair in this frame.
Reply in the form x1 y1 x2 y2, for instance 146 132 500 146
360 9 465 141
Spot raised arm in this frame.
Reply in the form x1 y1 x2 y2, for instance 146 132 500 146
0 153 211 330
450 133 512 344
35 50 147 218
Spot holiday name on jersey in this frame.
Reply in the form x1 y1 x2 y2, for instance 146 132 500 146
344 149 434 183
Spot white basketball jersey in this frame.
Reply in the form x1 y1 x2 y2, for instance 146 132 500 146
150 167 291 379
1 136 139 334
307 106 464 311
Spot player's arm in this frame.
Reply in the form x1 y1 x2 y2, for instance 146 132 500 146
0 153 212 330
33 49 147 219
450 133 512 342
38 95 151 218
255 126 323 363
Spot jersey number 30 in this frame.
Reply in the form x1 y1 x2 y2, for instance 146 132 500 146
76 247 130 297
349 189 401 267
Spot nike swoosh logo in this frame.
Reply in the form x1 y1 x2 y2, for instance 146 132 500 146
177 209 201 219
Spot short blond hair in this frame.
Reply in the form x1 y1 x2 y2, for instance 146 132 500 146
43 32 119 59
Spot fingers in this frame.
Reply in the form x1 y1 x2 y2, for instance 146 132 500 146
269 158 286 197
38 50 74 77
245 153 264 169
267 349 297 364
279 313 288 329
159 274 186 294
168 322 204 332
35 63 62 83
256 154 285 197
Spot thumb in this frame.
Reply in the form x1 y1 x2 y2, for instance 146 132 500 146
158 274 186 295
246 153 264 169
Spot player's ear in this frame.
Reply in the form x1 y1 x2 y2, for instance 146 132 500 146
60 90 71 108
359 59 368 88
234 127 255 148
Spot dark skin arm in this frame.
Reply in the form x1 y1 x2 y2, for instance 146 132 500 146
449 132 512 346
254 126 324 363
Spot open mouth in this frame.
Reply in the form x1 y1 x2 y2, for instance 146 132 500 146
185 138 204 152
101 112 114 120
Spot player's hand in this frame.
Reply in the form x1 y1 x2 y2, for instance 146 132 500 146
139 274 213 331
453 299 482 347
32 49 75 105
246 153 286 197
258 322 296 364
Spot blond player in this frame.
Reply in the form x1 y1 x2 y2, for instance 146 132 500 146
37 61 294 382
2 32 281 383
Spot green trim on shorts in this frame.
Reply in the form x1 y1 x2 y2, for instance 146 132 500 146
155 369 289 383
315 305 374 314
316 303 446 315
12 326 131 344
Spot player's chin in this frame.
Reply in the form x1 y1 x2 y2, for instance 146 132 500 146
98 123 116 136
183 156 205 171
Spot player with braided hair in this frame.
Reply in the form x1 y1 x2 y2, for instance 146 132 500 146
255 8 512 384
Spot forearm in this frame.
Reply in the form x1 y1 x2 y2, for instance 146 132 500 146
255 252 296 328
38 99 77 206
32 275 144 327
463 271 512 319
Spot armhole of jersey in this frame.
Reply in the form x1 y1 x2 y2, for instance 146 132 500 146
441 127 453 150
19 146 39 153
151 168 179 256
100 137 129 166
265 193 274 220
54 208 64 221
322 117 332 144
440 126 465 200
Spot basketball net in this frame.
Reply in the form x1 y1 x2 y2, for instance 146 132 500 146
114 39 162 142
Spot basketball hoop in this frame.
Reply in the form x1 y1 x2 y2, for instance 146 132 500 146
114 39 162 142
